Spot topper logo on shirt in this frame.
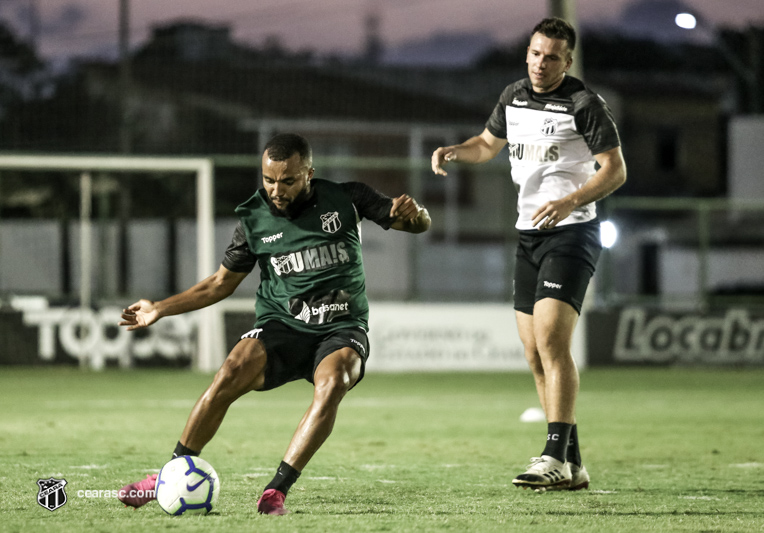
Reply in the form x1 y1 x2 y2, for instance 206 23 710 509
544 103 568 112
261 232 283 243
512 98 528 107
321 211 341 233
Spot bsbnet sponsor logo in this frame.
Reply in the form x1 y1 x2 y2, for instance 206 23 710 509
294 302 350 323
290 290 351 325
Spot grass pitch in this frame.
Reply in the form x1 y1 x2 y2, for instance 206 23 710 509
1 367 763 532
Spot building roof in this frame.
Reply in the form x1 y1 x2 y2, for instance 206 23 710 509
87 60 489 125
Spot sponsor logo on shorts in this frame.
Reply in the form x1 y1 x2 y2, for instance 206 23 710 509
543 281 562 289
349 338 366 355
261 232 283 243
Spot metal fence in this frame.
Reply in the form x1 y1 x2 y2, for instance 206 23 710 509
0 152 514 306
4 153 764 312
598 196 764 310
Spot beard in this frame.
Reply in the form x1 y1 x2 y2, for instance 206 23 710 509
268 184 312 219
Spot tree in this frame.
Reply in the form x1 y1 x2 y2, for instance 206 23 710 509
0 20 45 117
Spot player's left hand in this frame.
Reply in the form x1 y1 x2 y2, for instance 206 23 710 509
532 198 575 230
119 299 160 330
390 194 423 223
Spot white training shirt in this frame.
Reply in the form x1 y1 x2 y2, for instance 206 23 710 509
485 75 621 230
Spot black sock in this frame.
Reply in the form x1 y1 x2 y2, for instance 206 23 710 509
566 424 582 467
172 441 200 459
265 461 301 496
541 422 573 463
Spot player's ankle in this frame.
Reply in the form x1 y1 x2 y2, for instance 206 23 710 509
264 461 301 496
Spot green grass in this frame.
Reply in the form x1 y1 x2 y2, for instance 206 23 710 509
1 368 763 532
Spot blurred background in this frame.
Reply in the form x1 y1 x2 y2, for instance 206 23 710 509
1 0 763 370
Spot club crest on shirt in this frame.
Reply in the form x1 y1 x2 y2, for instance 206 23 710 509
541 117 558 136
320 211 341 233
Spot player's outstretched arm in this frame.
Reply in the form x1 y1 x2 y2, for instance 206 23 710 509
390 194 431 234
431 129 507 176
119 265 249 330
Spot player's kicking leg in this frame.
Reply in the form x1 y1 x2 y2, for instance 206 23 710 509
118 339 266 508
257 347 362 515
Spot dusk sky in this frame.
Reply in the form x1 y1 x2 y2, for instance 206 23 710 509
3 0 763 62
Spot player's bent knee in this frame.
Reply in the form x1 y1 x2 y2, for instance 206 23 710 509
313 371 352 405
313 349 361 404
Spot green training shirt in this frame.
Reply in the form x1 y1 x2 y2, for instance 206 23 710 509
224 179 395 333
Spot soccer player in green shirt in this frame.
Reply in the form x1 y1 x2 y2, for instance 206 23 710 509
117 133 430 514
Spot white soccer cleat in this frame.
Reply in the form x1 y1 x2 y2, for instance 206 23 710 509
512 455 571 490
568 463 590 491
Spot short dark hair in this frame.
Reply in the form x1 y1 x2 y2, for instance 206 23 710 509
264 133 312 163
532 17 576 53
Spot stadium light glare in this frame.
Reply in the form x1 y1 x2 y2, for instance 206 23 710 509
674 9 759 112
674 13 697 30
600 220 618 248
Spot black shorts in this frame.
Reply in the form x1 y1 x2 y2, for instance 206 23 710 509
239 321 370 391
513 220 602 315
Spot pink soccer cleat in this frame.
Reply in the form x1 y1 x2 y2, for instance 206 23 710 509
257 488 289 515
118 473 157 508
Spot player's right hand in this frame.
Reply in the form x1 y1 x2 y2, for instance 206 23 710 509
119 299 160 330
431 147 456 176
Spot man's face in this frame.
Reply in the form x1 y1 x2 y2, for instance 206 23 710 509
261 151 314 213
526 32 572 93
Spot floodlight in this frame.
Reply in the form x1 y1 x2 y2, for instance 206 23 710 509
600 220 618 248
675 13 697 30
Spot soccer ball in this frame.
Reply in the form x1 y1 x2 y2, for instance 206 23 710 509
155 455 220 515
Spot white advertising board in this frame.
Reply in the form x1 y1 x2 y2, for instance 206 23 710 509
366 302 587 372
